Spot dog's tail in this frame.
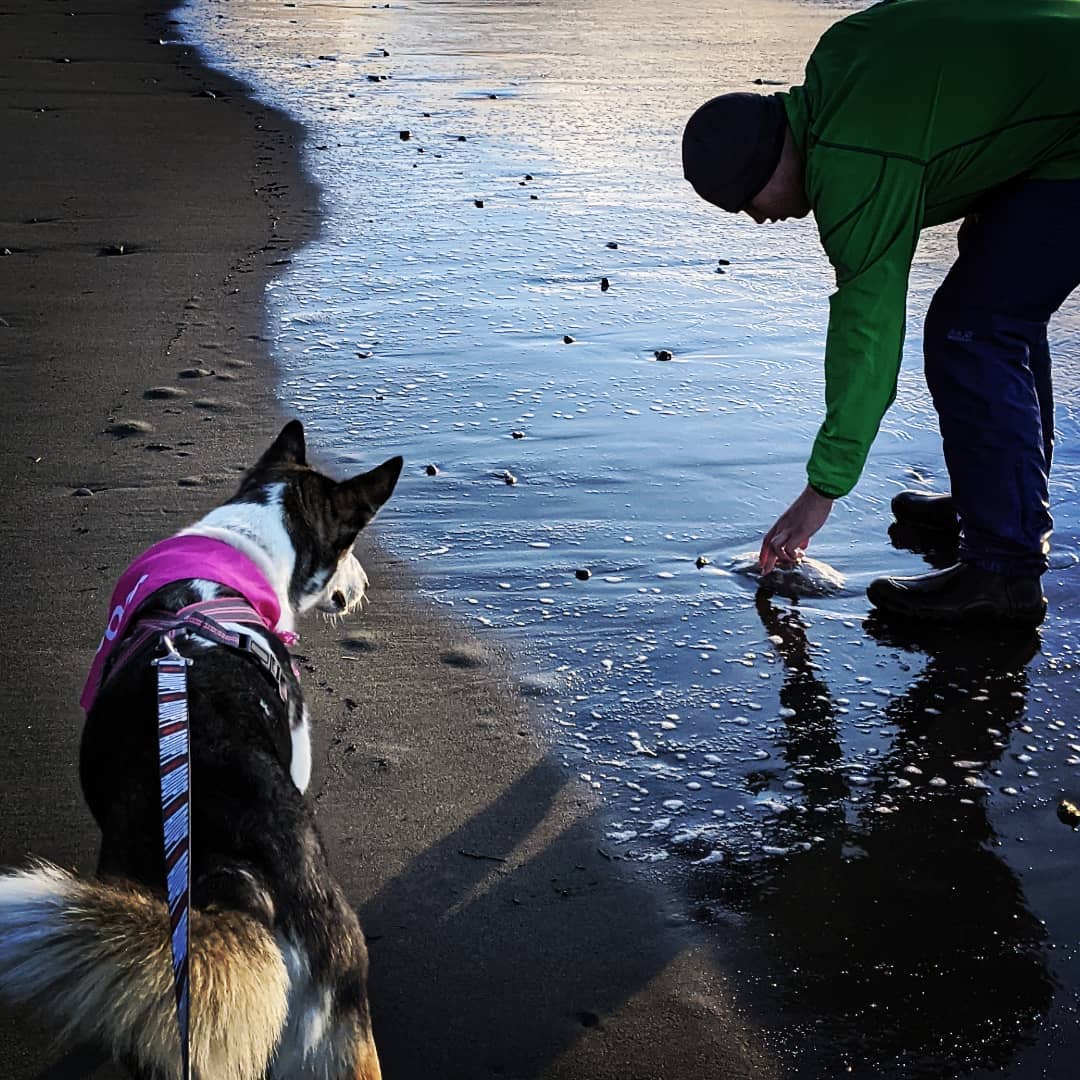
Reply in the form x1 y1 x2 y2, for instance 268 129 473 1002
0 861 289 1080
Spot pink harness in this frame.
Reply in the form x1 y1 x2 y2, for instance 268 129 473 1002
81 534 296 713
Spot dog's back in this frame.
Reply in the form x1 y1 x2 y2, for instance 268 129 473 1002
0 422 397 1079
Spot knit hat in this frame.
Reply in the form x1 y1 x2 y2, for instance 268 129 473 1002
682 93 788 213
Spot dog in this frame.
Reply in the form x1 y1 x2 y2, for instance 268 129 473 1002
0 420 402 1079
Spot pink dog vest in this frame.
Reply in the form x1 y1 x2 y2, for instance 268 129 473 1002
81 535 294 712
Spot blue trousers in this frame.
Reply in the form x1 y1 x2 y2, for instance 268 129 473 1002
923 178 1080 577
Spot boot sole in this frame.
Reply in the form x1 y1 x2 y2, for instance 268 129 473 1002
866 587 1047 627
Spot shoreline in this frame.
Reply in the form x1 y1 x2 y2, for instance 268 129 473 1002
0 2 784 1078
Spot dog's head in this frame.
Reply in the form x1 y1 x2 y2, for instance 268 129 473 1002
228 421 402 619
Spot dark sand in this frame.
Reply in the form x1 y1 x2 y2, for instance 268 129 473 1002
0 3 780 1077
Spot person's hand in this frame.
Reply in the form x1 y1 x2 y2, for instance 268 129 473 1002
759 485 834 574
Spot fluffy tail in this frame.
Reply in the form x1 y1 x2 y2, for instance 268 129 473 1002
0 861 289 1080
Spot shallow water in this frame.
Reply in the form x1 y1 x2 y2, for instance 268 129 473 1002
183 0 1080 1074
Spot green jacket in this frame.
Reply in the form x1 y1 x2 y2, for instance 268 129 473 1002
781 0 1080 499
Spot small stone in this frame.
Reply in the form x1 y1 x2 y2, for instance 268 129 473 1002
98 244 128 257
600 277 610 291
502 470 517 486
143 386 186 399
511 431 525 439
178 367 214 379
717 258 731 266
524 173 533 180
72 487 94 497
474 199 484 208
695 555 709 569
529 194 538 200
457 135 467 141
367 74 380 82
318 54 338 61
424 464 439 476
575 568 592 581
488 93 498 99
606 241 618 249
654 349 673 362
562 335 574 344
1058 798 1080 828
399 129 410 140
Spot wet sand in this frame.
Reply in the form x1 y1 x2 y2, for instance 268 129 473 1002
0 2 783 1077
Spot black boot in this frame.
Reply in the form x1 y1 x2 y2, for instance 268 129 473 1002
867 562 1046 625
891 490 959 533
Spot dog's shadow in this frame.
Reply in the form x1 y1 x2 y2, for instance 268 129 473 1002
354 756 745 1080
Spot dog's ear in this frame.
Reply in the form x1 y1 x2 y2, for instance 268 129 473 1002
255 420 307 470
333 455 404 532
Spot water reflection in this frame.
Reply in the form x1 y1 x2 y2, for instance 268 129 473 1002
689 599 1055 1078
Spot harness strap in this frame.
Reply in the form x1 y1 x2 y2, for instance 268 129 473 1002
101 597 295 704
153 636 193 1080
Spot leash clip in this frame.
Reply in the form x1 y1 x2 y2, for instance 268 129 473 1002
151 632 193 667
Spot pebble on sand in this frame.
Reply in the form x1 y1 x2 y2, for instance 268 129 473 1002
474 199 484 208
563 335 575 344
511 431 525 439
575 568 592 581
600 277 610 291
424 464 439 476
399 129 411 140
72 487 94 497
654 349 673 362
143 386 187 399
1058 798 1080 828
606 241 619 249
179 367 214 379
695 555 710 569
502 470 518 485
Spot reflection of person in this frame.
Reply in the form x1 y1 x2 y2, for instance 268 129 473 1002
682 0 1080 624
692 598 1054 1075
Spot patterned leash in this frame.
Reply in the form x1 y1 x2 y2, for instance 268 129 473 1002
153 635 193 1080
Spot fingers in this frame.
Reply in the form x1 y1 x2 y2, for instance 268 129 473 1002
760 524 806 574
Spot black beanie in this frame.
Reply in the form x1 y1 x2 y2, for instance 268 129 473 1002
682 93 788 213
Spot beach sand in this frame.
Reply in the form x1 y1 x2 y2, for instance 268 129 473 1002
0 2 784 1077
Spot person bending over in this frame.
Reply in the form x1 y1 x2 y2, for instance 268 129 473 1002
682 0 1080 625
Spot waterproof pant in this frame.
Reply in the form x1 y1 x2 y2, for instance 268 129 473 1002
923 178 1080 577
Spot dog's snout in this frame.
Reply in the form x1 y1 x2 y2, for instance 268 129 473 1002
331 590 347 611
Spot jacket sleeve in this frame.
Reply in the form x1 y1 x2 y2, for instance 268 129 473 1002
805 148 926 498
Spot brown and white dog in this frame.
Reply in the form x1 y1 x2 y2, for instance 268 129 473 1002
0 420 401 1079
